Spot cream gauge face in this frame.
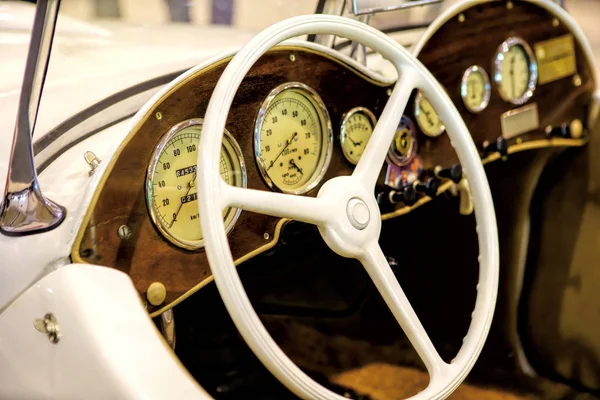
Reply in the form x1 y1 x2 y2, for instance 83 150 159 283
254 83 333 194
415 91 445 137
339 107 377 165
461 65 491 113
146 119 246 250
494 37 538 105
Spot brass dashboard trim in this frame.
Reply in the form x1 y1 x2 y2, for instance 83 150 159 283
70 44 391 316
380 137 588 221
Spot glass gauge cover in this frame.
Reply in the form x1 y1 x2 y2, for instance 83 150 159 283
415 91 445 137
388 116 417 167
146 119 246 250
494 37 538 105
461 65 491 113
254 82 333 195
339 107 377 165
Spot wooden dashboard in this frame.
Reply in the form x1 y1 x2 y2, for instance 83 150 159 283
71 0 597 316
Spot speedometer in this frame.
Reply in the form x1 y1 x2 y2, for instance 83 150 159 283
146 119 246 250
254 82 333 194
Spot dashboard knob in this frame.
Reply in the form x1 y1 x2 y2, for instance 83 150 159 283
435 164 463 183
147 282 167 306
547 119 584 139
482 137 508 157
390 185 417 206
414 178 440 198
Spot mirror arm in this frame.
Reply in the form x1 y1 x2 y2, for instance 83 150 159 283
0 0 66 236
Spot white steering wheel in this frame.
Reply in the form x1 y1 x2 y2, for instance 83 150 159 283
197 15 499 400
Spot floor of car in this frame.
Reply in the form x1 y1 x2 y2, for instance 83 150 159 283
331 363 526 400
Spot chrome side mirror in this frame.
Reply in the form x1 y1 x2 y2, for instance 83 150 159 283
0 0 65 236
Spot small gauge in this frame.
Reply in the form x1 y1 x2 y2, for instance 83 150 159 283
339 107 377 165
388 116 417 166
494 37 538 105
254 82 333 195
461 65 491 113
415 91 445 137
146 119 246 250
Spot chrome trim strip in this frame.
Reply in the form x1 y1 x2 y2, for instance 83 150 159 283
0 0 66 236
350 0 442 16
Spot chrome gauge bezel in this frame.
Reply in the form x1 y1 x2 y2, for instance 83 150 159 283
254 82 333 195
493 37 538 105
146 118 247 251
460 65 491 113
339 106 377 165
414 91 446 137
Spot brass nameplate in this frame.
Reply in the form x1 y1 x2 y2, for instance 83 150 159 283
534 34 577 85
501 103 539 139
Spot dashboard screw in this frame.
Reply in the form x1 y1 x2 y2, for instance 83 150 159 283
458 13 465 23
506 1 513 10
264 232 270 240
289 53 296 62
573 74 582 87
156 111 162 120
118 225 132 240
552 18 560 27
386 88 392 96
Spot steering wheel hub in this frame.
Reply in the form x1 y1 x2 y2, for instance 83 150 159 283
346 197 370 230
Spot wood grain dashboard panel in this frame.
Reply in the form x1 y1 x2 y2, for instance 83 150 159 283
71 47 392 314
410 0 595 170
71 1 597 315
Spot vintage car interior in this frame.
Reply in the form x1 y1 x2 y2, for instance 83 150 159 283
1 0 599 399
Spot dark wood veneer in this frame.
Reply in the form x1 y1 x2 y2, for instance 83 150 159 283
73 48 391 313
73 1 596 314
412 0 595 170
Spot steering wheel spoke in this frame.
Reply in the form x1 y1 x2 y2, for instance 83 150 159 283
221 182 333 226
360 242 448 378
353 66 421 190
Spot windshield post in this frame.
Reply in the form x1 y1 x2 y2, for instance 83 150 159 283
0 0 66 236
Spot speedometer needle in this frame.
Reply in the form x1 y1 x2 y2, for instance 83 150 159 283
170 171 196 228
266 131 298 171
289 159 303 174
347 135 363 147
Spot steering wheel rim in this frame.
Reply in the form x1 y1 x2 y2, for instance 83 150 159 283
197 15 499 400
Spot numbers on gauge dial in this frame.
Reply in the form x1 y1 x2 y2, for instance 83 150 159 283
461 66 491 113
148 123 244 249
340 108 376 165
415 92 445 137
258 90 322 192
501 45 530 100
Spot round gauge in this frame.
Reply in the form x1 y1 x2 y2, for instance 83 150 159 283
339 107 377 165
146 119 246 250
388 116 417 166
493 37 538 105
415 91 445 137
461 65 491 113
254 82 333 194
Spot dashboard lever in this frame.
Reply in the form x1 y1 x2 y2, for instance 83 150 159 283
389 185 417 206
434 164 463 184
482 137 508 157
414 178 440 198
449 178 474 216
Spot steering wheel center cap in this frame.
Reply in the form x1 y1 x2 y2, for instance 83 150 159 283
346 197 370 230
